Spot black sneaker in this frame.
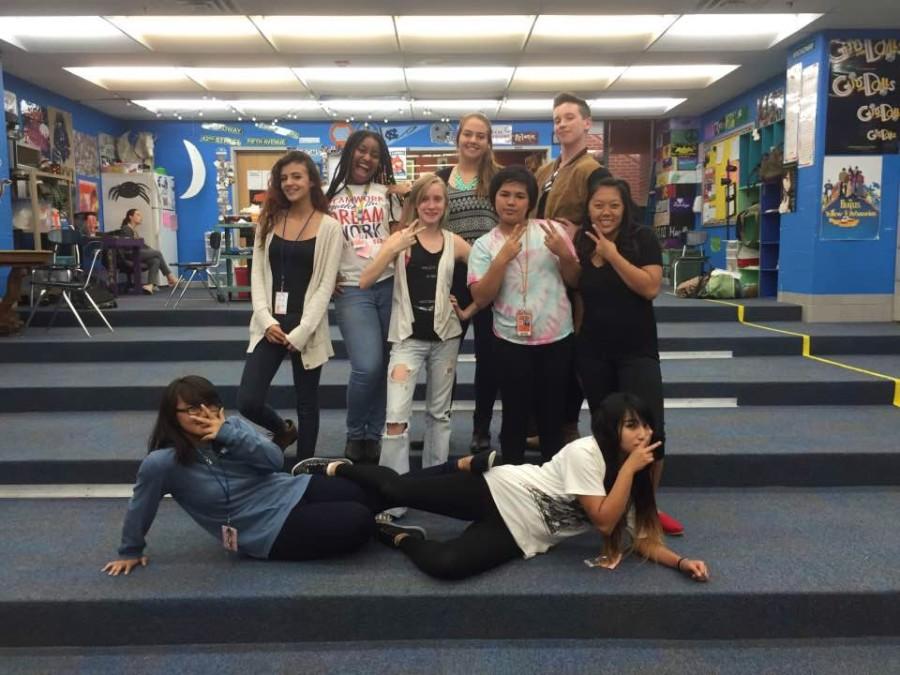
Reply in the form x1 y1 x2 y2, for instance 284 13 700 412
291 457 352 476
469 449 497 475
375 522 426 548
363 438 382 464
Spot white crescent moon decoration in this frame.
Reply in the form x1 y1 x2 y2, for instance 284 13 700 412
180 140 206 199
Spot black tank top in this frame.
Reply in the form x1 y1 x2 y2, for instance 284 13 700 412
406 238 442 341
269 235 316 315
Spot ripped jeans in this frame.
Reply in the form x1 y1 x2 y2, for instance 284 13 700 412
381 337 460 478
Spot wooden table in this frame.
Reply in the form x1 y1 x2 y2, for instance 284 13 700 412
100 236 144 295
0 249 53 336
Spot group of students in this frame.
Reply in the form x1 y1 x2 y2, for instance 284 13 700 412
103 92 708 582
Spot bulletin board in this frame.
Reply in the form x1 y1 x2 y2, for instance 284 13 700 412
701 131 742 226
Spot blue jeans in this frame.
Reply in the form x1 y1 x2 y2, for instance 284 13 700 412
334 277 393 441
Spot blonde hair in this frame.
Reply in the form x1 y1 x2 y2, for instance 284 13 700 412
400 173 450 230
456 112 501 199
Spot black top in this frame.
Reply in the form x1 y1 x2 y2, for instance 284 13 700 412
269 235 316 316
407 238 443 341
577 227 662 358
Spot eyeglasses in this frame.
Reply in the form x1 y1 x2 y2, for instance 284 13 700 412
175 405 221 415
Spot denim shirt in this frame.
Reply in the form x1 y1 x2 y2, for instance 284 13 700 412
117 416 310 559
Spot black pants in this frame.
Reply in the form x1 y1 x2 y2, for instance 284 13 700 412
452 262 499 436
238 316 322 459
496 336 574 464
338 464 523 580
576 338 666 456
268 475 377 561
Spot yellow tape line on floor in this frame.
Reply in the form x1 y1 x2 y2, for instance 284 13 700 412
705 298 900 408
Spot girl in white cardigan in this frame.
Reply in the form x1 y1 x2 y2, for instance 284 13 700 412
359 174 476 491
238 151 342 460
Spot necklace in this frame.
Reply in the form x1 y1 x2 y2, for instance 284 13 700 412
452 167 478 191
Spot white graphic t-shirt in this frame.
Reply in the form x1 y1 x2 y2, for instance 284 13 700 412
484 436 608 558
329 182 399 286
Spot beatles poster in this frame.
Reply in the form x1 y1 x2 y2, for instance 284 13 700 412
820 155 882 240
826 38 900 155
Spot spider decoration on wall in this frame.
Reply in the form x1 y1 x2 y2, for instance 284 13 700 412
108 181 151 203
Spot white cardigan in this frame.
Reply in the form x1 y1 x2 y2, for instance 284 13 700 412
388 229 462 344
247 214 342 370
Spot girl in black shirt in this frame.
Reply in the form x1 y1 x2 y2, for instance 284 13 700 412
573 173 684 536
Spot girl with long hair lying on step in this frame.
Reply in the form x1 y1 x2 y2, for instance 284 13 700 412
102 376 381 575
292 392 711 582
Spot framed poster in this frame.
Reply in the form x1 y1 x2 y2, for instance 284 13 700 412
826 39 900 155
784 63 803 163
798 63 819 167
820 155 881 240
47 107 74 169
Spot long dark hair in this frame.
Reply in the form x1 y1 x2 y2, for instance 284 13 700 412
576 173 642 263
258 150 330 245
326 130 396 199
148 376 223 465
590 392 662 560
121 208 139 227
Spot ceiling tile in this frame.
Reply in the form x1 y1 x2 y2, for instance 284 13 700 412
651 13 822 51
510 66 624 93
183 68 307 93
65 67 204 93
396 16 533 53
293 67 406 96
0 16 143 53
252 16 397 54
106 16 270 53
527 15 677 54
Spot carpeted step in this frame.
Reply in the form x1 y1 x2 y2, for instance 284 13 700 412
0 488 896 647
2 408 898 487
0 356 894 413
2 638 898 674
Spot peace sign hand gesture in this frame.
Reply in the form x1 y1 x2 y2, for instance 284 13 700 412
584 223 617 263
539 221 570 259
498 223 526 265
385 220 426 256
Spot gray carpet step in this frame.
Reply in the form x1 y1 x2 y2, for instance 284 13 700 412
2 408 898 487
0 488 897 647
2 638 898 674
17 291 803 328
1 356 895 412
11 320 900 363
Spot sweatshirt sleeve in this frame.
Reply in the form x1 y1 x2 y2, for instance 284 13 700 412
250 233 278 332
117 452 169 558
214 416 284 473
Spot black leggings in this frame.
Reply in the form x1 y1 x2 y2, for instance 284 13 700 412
268 475 377 561
338 464 523 580
576 339 666 457
238 316 322 460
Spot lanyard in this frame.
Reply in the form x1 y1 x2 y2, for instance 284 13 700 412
278 211 314 292
344 182 372 224
506 224 529 305
197 448 232 526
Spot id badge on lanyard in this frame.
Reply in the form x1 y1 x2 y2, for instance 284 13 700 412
274 291 289 315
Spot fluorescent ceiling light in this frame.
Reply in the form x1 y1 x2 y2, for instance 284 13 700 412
414 99 499 109
588 98 685 112
0 16 123 48
293 68 403 84
620 64 738 84
515 66 626 82
132 99 233 112
532 15 677 39
230 100 321 112
665 14 820 46
107 15 259 40
66 67 187 86
253 15 395 40
406 67 513 83
184 68 298 85
501 99 554 112
322 99 409 113
396 15 534 39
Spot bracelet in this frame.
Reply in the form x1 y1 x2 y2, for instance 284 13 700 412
676 557 686 571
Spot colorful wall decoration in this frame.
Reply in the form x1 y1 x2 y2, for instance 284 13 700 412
820 155 882 240
74 130 99 177
826 38 900 155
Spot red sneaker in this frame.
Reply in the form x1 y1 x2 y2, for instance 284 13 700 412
658 510 684 536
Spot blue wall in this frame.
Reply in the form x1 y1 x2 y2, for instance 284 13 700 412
132 118 556 263
0 64 11 290
792 30 898 296
697 73 787 270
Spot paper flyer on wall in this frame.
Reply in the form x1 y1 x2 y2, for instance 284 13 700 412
784 63 802 164
820 155 881 240
798 63 819 167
